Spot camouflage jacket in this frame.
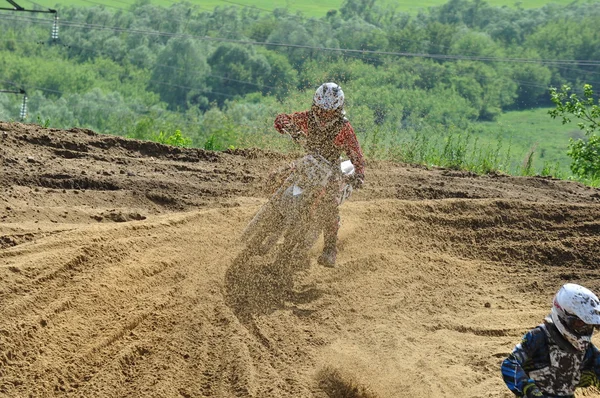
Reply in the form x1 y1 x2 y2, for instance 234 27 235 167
501 319 600 397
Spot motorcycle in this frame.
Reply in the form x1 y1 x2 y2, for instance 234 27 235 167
237 132 356 266
225 130 357 314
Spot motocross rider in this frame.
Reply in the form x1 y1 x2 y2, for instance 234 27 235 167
501 283 600 398
273 82 365 267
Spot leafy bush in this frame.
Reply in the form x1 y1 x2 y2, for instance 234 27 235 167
549 84 600 179
154 129 192 147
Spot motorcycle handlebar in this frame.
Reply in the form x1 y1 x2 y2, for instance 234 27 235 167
282 128 360 187
281 127 305 144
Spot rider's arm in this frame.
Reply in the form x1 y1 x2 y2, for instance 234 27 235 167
578 344 600 389
335 122 365 177
274 111 309 136
501 327 547 397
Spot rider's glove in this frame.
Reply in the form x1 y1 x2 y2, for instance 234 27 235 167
524 383 547 398
274 114 292 132
274 115 303 140
274 115 299 133
350 173 364 189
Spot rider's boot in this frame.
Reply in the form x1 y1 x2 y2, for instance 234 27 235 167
318 236 337 268
318 209 340 268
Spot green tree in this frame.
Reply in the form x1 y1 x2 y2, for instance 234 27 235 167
449 30 499 58
445 61 517 120
339 0 389 26
340 0 376 20
256 48 298 99
266 20 318 68
149 37 210 111
386 21 427 53
424 22 458 55
509 58 551 108
207 43 271 105
335 17 389 57
526 17 600 85
549 84 600 179
246 17 278 42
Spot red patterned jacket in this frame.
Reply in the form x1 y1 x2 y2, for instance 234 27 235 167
273 110 365 177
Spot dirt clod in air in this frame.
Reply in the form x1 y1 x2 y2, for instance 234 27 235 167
2 122 600 397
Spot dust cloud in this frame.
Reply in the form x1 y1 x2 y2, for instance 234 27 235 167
2 121 600 397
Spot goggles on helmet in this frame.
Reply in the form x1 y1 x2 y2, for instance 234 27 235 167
564 312 597 336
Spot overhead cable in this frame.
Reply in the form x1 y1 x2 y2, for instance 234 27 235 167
3 13 600 67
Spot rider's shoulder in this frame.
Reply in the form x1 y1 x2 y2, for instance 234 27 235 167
295 110 311 118
341 118 355 132
338 117 353 129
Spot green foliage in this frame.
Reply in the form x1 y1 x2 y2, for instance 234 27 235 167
549 84 600 179
567 135 600 180
446 61 516 121
36 116 51 128
24 0 583 17
335 17 389 55
256 49 299 99
200 106 240 151
0 93 23 121
265 20 320 68
477 107 574 176
385 124 517 175
149 37 211 111
549 85 600 135
526 17 600 85
247 17 279 42
3 0 600 186
508 50 552 108
207 43 271 105
154 130 193 147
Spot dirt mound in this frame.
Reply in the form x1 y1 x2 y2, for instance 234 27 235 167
1 121 600 397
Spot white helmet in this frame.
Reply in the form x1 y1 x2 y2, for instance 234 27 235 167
550 283 600 351
313 82 344 111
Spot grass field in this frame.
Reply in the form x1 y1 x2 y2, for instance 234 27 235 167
362 107 579 177
20 0 582 17
9 0 589 177
477 107 583 176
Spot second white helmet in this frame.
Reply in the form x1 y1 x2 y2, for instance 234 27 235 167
313 82 344 111
550 283 600 351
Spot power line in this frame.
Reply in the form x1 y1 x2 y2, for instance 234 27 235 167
2 2 599 142
2 12 599 106
0 0 55 13
2 35 589 104
0 35 281 91
5 3 600 74
0 77 272 133
53 0 407 67
3 12 600 67
11 0 50 10
6 0 600 72
0 81 28 120
69 0 471 61
74 0 247 34
168 0 480 59
2 27 599 104
2 21 599 104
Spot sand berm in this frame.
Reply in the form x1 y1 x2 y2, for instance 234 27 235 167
2 121 600 397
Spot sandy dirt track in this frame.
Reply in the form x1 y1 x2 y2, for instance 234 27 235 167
2 121 600 398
